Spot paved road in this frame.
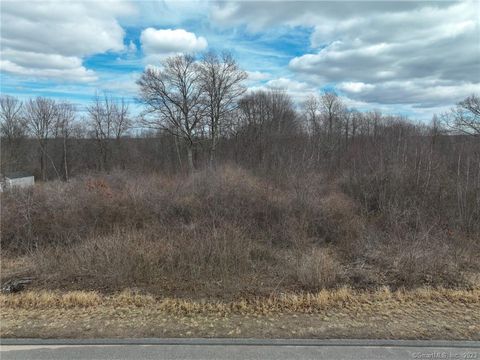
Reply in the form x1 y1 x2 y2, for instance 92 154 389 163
1 339 479 360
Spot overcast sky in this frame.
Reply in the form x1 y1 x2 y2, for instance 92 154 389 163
1 0 479 120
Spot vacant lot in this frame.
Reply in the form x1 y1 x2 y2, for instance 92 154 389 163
1 166 479 338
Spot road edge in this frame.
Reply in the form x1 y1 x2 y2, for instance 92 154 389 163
1 338 480 348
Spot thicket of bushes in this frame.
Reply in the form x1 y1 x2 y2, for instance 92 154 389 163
2 165 478 296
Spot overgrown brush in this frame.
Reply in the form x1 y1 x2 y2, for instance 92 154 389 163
1 165 477 294
2 166 324 252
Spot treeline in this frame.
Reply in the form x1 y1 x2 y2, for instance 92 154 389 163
1 83 478 180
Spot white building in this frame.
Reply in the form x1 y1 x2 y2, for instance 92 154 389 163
0 172 35 191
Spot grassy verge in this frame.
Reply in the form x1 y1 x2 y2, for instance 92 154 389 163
1 288 479 339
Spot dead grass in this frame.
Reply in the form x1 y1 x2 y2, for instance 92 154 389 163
296 248 344 290
1 287 478 314
0 290 102 308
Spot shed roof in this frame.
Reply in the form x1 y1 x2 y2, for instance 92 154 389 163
4 171 33 179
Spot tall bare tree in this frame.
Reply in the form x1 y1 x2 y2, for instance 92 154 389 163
320 91 343 137
303 95 321 135
350 109 361 145
0 95 26 171
24 97 58 181
137 54 204 172
112 98 131 141
55 102 76 181
199 51 247 168
87 93 130 171
87 93 114 170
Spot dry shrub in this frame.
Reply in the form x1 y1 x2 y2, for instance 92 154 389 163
1 166 302 251
34 229 163 287
347 226 471 288
295 248 344 290
1 177 144 251
318 191 364 253
2 164 477 293
33 223 277 293
390 237 466 288
1 165 346 254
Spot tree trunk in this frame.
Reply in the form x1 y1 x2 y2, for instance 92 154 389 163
345 119 349 150
40 152 46 181
63 136 69 181
209 118 218 170
174 136 183 170
40 141 47 181
186 145 194 173
209 134 217 170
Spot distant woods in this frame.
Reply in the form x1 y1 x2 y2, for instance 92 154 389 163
1 52 479 181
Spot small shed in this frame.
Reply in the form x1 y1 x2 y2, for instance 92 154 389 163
1 172 35 191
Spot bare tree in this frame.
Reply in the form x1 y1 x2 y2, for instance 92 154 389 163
24 97 58 181
137 54 204 172
234 89 298 170
303 95 321 135
0 95 26 171
350 109 361 144
319 91 343 137
343 108 352 150
442 94 480 136
111 97 131 170
370 109 382 141
55 102 76 181
112 98 131 140
199 51 247 168
87 93 130 170
430 114 442 146
87 93 114 170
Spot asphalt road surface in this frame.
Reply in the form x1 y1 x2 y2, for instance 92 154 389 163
1 338 479 360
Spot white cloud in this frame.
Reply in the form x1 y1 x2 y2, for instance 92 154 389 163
288 1 480 107
210 1 434 32
0 0 134 82
2 49 84 71
266 78 311 92
120 0 211 28
0 60 97 82
211 1 479 110
250 77 317 103
246 71 271 82
338 82 375 94
340 80 480 109
140 28 207 64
